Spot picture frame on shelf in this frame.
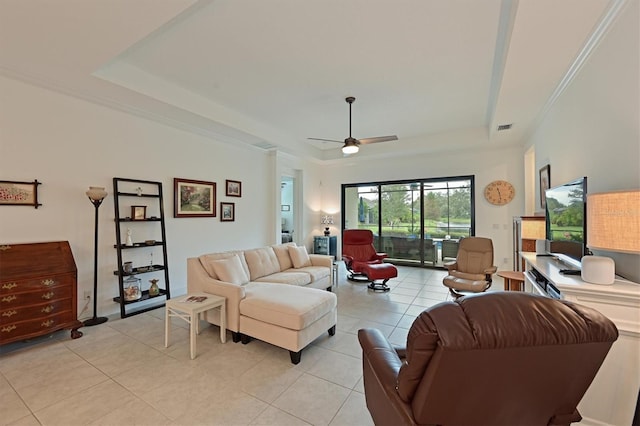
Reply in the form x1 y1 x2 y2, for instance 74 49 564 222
221 202 235 222
174 178 216 218
225 179 242 197
131 205 147 220
539 165 551 209
0 179 42 208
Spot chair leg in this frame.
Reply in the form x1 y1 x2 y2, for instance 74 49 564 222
368 279 391 292
448 288 465 299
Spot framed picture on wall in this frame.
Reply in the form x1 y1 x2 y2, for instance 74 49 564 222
221 202 235 221
0 180 42 208
226 180 242 197
539 165 550 209
174 178 216 218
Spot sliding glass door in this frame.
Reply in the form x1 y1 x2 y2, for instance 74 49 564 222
343 176 474 267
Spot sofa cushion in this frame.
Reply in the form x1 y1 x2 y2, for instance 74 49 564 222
288 266 330 282
209 255 250 286
244 247 281 281
288 245 312 269
271 243 296 271
255 271 311 286
199 251 249 280
241 284 337 330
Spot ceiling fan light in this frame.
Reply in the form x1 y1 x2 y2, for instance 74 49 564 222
342 144 359 154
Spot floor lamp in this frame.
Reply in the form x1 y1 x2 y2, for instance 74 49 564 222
84 186 108 326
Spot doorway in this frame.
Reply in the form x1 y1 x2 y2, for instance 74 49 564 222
281 176 295 243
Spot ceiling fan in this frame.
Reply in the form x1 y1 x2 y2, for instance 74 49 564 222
308 97 398 155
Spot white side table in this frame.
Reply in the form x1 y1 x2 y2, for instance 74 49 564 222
165 293 226 359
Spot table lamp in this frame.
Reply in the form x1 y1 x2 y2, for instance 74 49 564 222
583 190 640 284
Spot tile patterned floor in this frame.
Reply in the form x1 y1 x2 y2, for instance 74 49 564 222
1 265 497 426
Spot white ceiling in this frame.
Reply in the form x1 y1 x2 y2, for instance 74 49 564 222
0 0 622 162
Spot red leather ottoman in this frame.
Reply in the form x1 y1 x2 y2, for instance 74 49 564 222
361 263 398 292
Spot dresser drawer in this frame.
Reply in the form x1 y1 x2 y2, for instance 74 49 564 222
0 299 72 325
0 286 73 308
0 312 73 342
0 274 75 294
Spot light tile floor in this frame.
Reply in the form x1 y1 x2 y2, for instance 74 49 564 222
0 265 502 426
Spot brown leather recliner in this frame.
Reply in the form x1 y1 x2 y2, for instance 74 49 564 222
443 236 497 297
358 292 618 426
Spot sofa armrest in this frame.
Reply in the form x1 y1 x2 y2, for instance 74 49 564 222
187 257 246 332
309 254 332 268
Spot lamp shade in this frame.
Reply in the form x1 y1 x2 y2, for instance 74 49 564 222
587 190 640 253
86 186 107 202
521 219 545 240
321 215 334 225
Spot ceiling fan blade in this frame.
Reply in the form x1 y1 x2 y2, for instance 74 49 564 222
307 137 344 144
358 135 398 145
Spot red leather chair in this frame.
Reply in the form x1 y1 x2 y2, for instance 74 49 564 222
358 292 618 425
342 229 398 291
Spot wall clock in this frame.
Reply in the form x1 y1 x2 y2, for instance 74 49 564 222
484 180 515 205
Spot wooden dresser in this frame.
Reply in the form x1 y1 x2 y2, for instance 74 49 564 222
0 241 83 345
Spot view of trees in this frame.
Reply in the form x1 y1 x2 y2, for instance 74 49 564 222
355 182 472 238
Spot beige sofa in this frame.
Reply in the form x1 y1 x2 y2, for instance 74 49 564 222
187 242 337 363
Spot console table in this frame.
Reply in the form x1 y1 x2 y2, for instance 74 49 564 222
521 252 640 425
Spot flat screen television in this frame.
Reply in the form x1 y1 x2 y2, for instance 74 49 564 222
544 177 587 264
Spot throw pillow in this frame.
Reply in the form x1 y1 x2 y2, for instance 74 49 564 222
288 245 312 269
210 255 250 285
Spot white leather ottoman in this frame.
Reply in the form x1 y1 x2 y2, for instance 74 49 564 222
238 283 337 364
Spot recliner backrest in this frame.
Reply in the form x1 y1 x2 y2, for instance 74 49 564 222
396 292 618 425
454 236 493 274
343 229 379 262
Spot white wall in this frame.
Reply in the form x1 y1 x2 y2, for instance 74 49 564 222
0 76 281 317
525 0 639 282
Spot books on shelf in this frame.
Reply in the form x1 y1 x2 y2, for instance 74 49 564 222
184 295 207 303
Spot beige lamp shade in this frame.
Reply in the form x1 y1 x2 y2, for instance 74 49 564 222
521 218 545 240
587 190 640 253
86 186 107 202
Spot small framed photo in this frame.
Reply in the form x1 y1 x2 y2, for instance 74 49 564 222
220 202 235 222
226 180 242 197
131 205 147 220
174 178 216 218
0 180 42 208
539 165 551 209
281 204 290 211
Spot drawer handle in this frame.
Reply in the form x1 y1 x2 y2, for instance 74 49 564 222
41 292 55 300
41 320 54 327
2 310 18 318
1 325 16 333
41 305 54 313
41 279 56 287
2 282 18 290
1 295 17 303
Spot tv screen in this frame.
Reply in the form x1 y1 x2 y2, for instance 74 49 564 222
545 177 587 263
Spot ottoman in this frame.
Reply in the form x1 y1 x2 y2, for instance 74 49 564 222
361 263 398 292
238 283 337 364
